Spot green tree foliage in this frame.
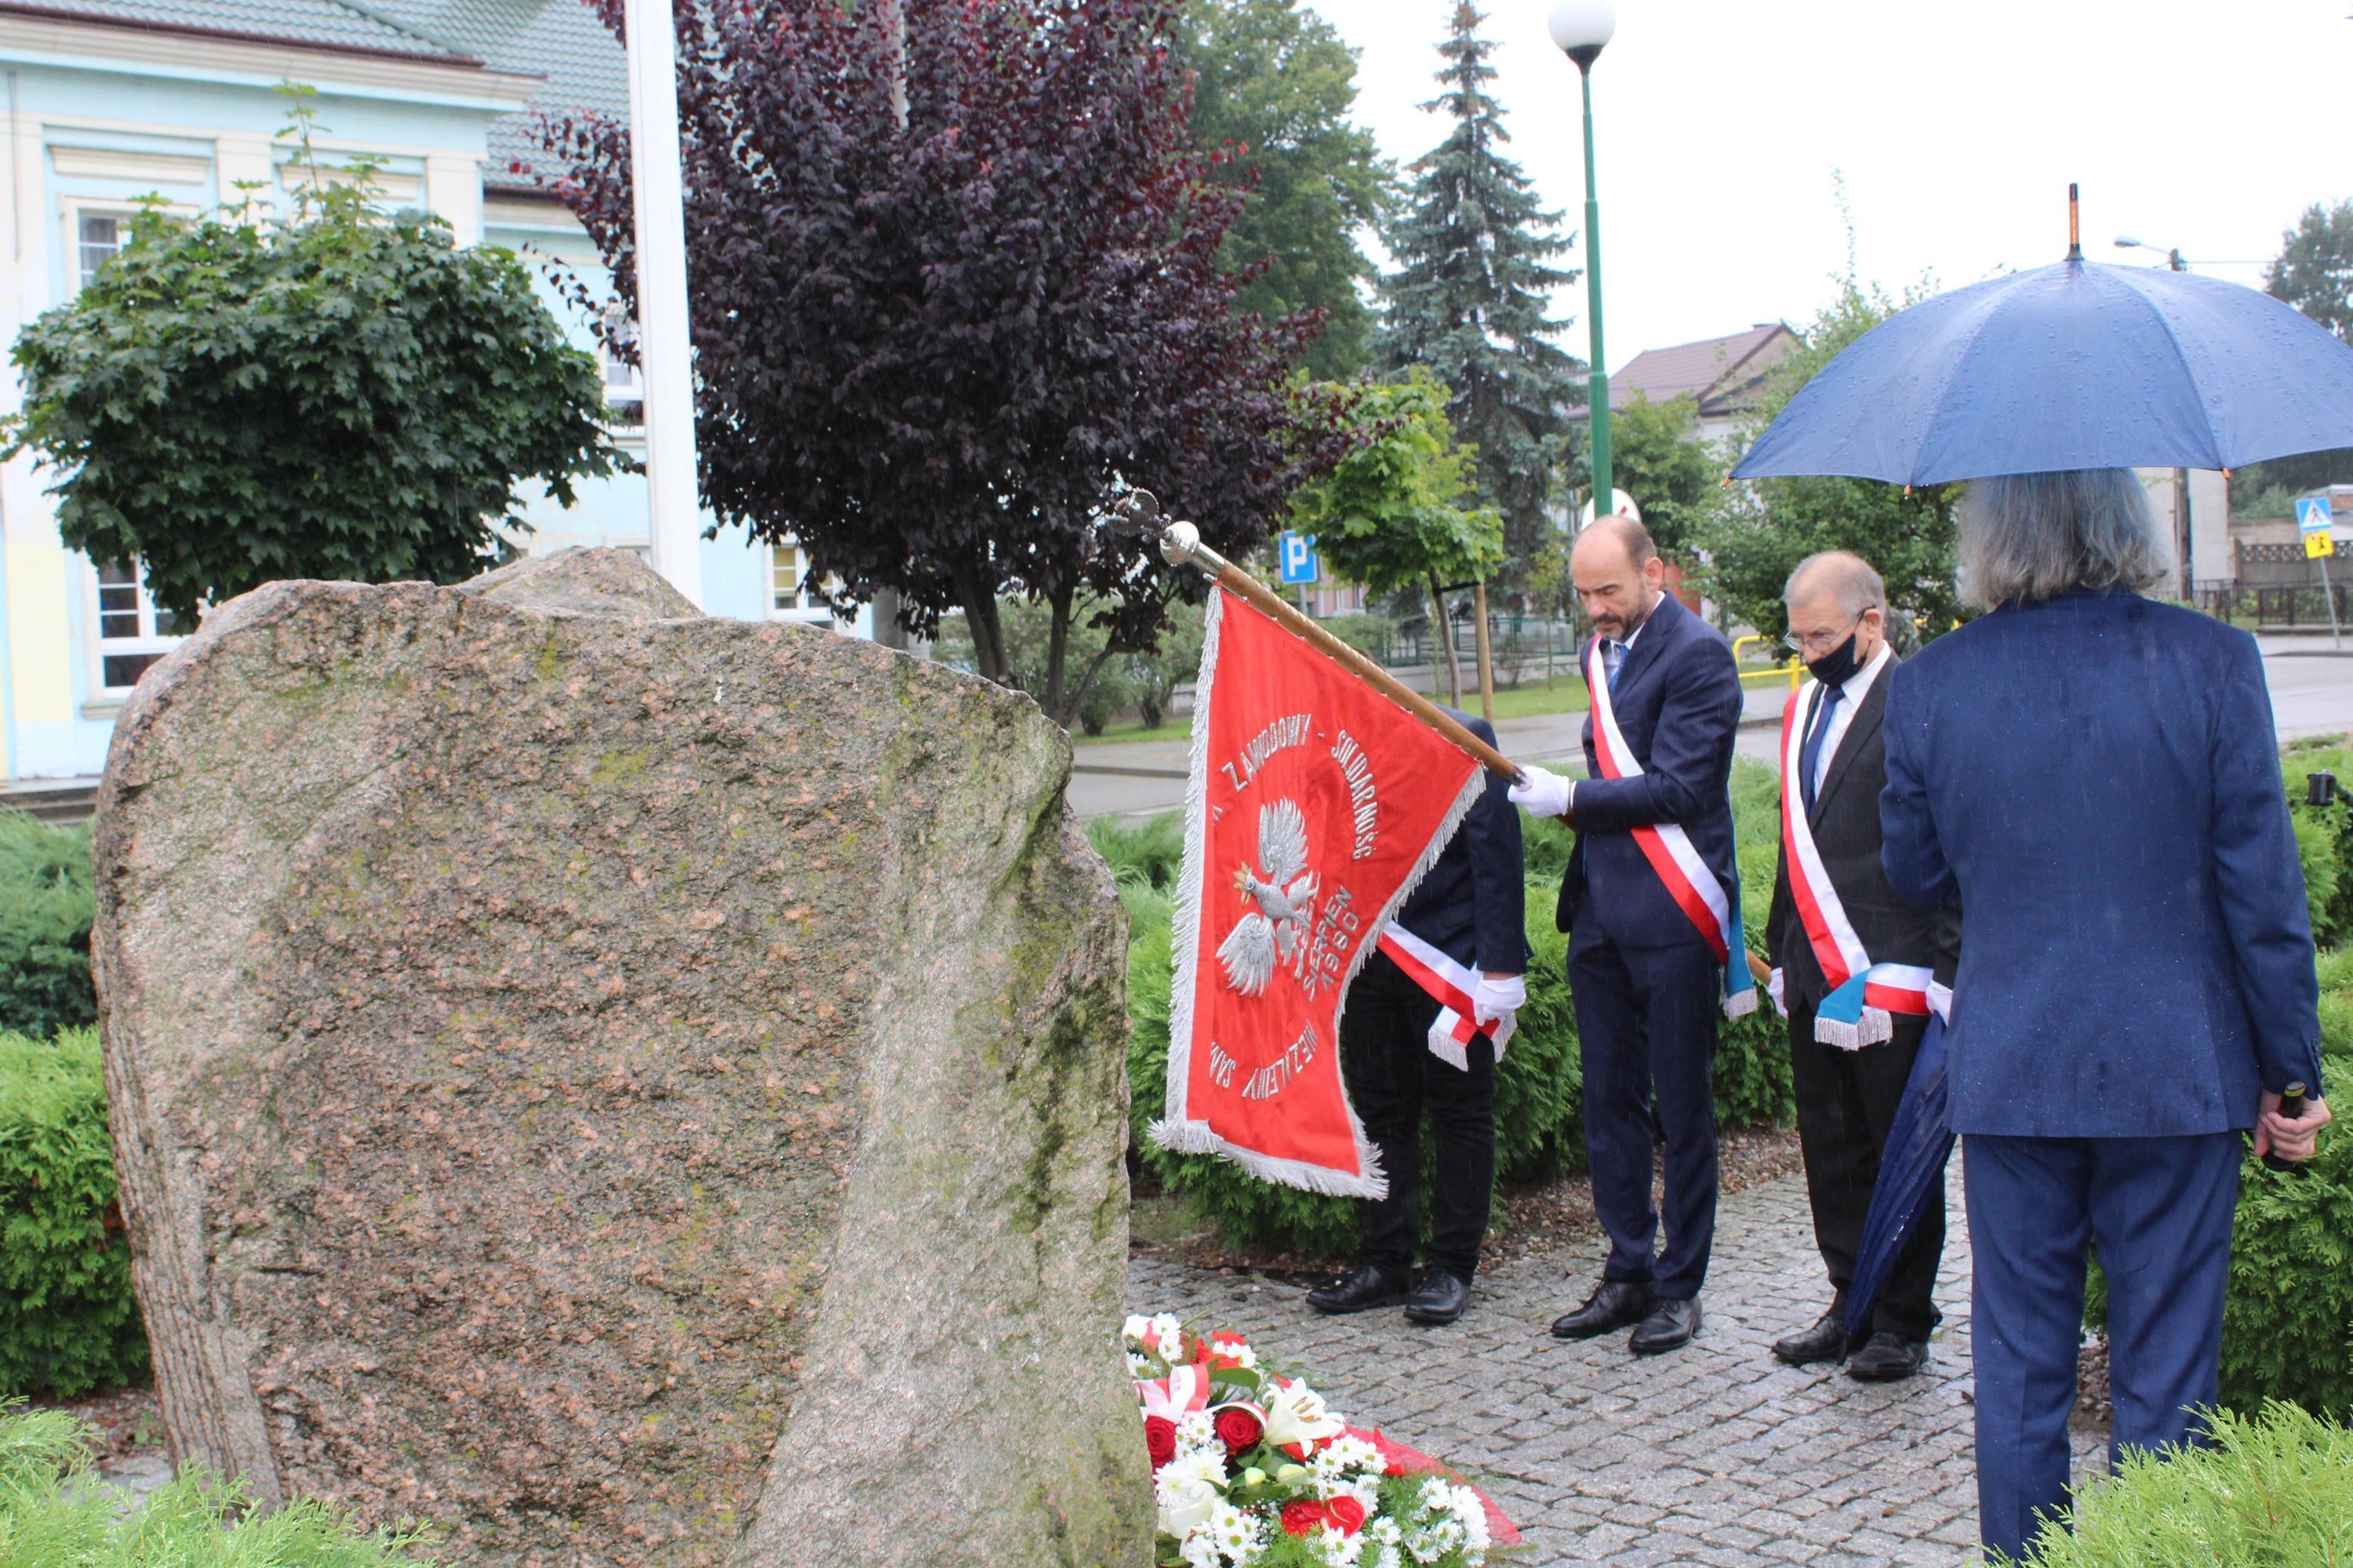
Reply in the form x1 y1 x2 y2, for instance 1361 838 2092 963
0 816 94 1038
1 1030 145 1399
1608 393 1727 560
2236 200 2353 501
1699 274 1963 642
1173 0 1391 378
6 147 615 627
1377 2 1581 587
1285 371 1503 705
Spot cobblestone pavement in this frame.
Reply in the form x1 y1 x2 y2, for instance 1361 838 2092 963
1128 1159 2106 1566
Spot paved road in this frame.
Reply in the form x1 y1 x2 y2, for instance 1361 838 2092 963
1073 635 2353 820
1129 1157 2102 1566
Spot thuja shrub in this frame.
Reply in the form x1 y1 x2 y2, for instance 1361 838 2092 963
2011 1402 2352 1566
0 814 95 1038
0 1029 146 1399
0 1401 440 1564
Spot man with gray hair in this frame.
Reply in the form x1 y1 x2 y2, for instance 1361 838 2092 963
1880 467 2333 1557
1763 551 1957 1383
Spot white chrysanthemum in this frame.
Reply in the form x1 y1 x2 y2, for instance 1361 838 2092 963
1151 1312 1186 1350
1163 1446 1228 1492
1178 1532 1221 1568
1208 1501 1263 1563
1444 1483 1491 1554
1128 1351 1155 1377
1366 1516 1404 1546
1124 1314 1153 1345
1310 1434 1383 1494
1174 1411 1220 1457
1310 1522 1365 1566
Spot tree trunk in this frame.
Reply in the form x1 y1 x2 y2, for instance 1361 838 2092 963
957 572 1009 687
1043 584 1074 723
1428 572 1461 708
1472 580 1496 723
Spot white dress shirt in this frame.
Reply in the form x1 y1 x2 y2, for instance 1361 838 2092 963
1805 642 1892 800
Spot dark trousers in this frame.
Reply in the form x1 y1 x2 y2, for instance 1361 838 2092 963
1965 1130 2241 1561
1787 1001 1946 1341
1341 953 1496 1281
1567 924 1720 1299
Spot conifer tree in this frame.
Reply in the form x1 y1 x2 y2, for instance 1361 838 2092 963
1379 2 1581 590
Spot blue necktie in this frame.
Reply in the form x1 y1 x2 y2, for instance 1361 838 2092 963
1800 682 1844 816
1605 640 1625 691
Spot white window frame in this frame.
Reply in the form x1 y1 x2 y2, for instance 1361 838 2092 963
769 540 832 625
83 558 188 700
60 198 144 294
599 303 644 421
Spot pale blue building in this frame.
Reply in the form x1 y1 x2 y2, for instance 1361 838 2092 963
0 0 861 791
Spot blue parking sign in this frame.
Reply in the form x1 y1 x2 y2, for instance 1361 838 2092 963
1279 531 1320 585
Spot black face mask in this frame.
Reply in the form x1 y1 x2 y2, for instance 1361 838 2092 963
1805 632 1863 688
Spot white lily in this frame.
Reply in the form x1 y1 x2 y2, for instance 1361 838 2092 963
1260 1377 1345 1448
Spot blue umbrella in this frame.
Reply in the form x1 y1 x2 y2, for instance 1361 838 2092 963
1843 1012 1955 1341
1733 244 2353 486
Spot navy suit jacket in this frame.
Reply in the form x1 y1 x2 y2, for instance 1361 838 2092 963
1396 709 1529 975
1881 591 2323 1137
1558 591 1747 948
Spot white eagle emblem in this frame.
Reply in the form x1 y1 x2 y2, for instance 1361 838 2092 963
1216 799 1319 996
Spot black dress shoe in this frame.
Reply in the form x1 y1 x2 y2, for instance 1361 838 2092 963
1403 1268 1472 1325
1550 1279 1655 1340
1772 1306 1851 1367
1846 1331 1929 1382
1306 1263 1410 1315
1629 1295 1702 1355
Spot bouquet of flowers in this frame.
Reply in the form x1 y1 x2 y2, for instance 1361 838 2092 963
1126 1312 1515 1568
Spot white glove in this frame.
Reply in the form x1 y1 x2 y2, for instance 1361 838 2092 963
1507 765 1573 819
1768 967 1787 1019
1473 973 1525 1028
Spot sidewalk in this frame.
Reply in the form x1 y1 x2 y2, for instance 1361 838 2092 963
1127 1157 2103 1566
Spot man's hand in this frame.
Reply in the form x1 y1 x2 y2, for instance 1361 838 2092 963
1473 972 1525 1029
1508 765 1574 821
2255 1090 2333 1164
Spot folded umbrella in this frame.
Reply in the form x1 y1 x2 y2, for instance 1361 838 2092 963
1733 219 2353 486
1843 1011 1955 1341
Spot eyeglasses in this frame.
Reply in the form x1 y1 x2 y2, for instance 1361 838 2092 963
1782 611 1863 658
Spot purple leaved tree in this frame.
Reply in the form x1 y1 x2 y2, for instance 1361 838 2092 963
532 0 1356 723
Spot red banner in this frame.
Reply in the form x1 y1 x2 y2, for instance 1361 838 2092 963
1152 589 1484 1197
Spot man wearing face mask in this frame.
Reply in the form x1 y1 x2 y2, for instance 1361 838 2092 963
1763 552 1960 1383
1509 515 1748 1356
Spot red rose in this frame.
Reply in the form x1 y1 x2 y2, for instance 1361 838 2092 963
1143 1416 1177 1470
1324 1496 1368 1535
1214 1406 1264 1455
1279 1499 1328 1537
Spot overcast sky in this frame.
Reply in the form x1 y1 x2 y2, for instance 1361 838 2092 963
1316 0 2351 374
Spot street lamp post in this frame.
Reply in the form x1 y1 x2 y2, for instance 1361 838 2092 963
622 0 704 607
1549 2 1617 520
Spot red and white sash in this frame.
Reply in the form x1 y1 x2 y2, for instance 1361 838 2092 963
1375 922 1514 1071
1777 681 1946 1048
1585 640 1757 1018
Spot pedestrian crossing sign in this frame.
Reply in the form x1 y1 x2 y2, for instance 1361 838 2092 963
2299 497 2336 559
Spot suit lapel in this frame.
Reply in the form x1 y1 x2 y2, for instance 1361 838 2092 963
1809 660 1891 822
1611 591 1681 697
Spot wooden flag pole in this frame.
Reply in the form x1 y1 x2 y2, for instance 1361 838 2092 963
1158 517 1771 988
1160 521 1521 782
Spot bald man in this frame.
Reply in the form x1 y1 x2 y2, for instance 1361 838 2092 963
1511 517 1747 1355
1764 552 1958 1383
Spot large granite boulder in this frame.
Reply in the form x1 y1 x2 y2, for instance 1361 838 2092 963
91 550 1150 1566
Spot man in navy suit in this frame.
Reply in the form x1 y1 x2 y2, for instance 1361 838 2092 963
1511 515 1748 1355
1879 468 2333 1559
1307 707 1526 1326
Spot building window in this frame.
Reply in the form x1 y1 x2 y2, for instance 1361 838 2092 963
76 210 130 290
600 305 643 421
772 542 814 616
92 560 185 694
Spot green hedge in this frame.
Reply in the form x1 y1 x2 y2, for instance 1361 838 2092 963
2011 1402 2351 1566
0 1401 439 1563
0 814 95 1038
0 1029 147 1399
1109 759 1793 1259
